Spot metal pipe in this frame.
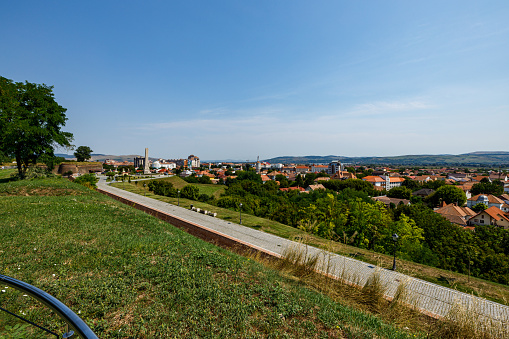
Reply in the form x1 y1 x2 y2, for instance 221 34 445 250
0 274 98 339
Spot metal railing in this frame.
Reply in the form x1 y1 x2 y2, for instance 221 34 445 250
0 274 98 339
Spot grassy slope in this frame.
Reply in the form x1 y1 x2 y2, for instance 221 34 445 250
0 169 16 181
112 179 509 306
0 178 419 338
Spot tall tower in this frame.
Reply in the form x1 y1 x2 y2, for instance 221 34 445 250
143 148 150 174
256 156 261 173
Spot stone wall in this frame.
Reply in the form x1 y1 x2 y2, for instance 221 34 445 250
57 162 103 175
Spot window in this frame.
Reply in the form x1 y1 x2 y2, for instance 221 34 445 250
480 220 484 224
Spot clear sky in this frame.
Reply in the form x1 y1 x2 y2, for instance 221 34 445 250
2 1 508 161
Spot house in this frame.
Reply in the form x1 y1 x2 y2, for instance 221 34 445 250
279 187 305 192
489 173 508 182
467 194 505 210
295 165 310 173
499 194 509 204
362 176 385 189
434 203 476 227
447 173 470 180
412 188 435 198
372 196 410 207
331 171 356 180
469 206 509 229
380 176 405 190
267 171 286 181
305 184 325 192
310 165 329 173
413 175 432 184
471 175 487 182
260 174 271 183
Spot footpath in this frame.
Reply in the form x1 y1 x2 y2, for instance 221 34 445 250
97 178 509 323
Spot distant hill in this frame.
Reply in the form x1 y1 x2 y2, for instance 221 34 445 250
264 152 509 166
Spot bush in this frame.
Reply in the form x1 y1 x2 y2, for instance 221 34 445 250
198 193 212 202
11 167 55 180
471 203 488 213
387 186 412 200
181 184 199 200
147 180 177 197
74 174 98 189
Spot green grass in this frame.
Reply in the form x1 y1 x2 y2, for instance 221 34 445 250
131 176 225 198
0 169 16 182
0 178 422 338
113 180 509 307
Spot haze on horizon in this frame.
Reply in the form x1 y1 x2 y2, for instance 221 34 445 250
2 1 508 161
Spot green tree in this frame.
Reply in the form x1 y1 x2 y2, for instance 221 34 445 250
383 214 424 255
275 174 289 188
0 76 73 178
387 186 412 200
427 185 467 206
294 174 305 187
471 203 488 213
471 181 504 196
74 146 93 162
181 184 200 200
198 175 211 184
236 170 262 183
343 199 391 250
401 178 420 191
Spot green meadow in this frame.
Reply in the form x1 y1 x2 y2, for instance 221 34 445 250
0 178 421 338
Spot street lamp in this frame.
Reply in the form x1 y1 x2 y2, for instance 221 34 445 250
239 203 243 224
143 183 146 197
392 233 399 271
177 190 180 206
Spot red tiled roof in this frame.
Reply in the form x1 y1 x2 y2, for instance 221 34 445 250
469 194 504 204
475 206 509 223
363 176 385 182
280 187 305 192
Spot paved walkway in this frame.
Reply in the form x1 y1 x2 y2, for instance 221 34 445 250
97 177 509 323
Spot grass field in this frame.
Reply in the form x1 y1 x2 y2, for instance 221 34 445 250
111 179 509 307
0 178 421 338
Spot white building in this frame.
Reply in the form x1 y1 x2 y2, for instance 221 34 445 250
328 161 343 175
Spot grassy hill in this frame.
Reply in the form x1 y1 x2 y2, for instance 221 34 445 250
0 178 422 338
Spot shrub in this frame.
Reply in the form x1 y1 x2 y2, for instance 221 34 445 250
147 180 177 197
11 167 55 180
198 193 212 202
74 173 98 189
181 184 199 200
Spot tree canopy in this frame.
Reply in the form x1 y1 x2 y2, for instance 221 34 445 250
426 185 467 207
471 180 504 196
0 76 73 178
387 186 412 200
74 145 93 162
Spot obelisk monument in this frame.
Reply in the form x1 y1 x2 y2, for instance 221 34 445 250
143 148 150 174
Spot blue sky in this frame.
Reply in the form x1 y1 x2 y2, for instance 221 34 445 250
2 1 508 161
